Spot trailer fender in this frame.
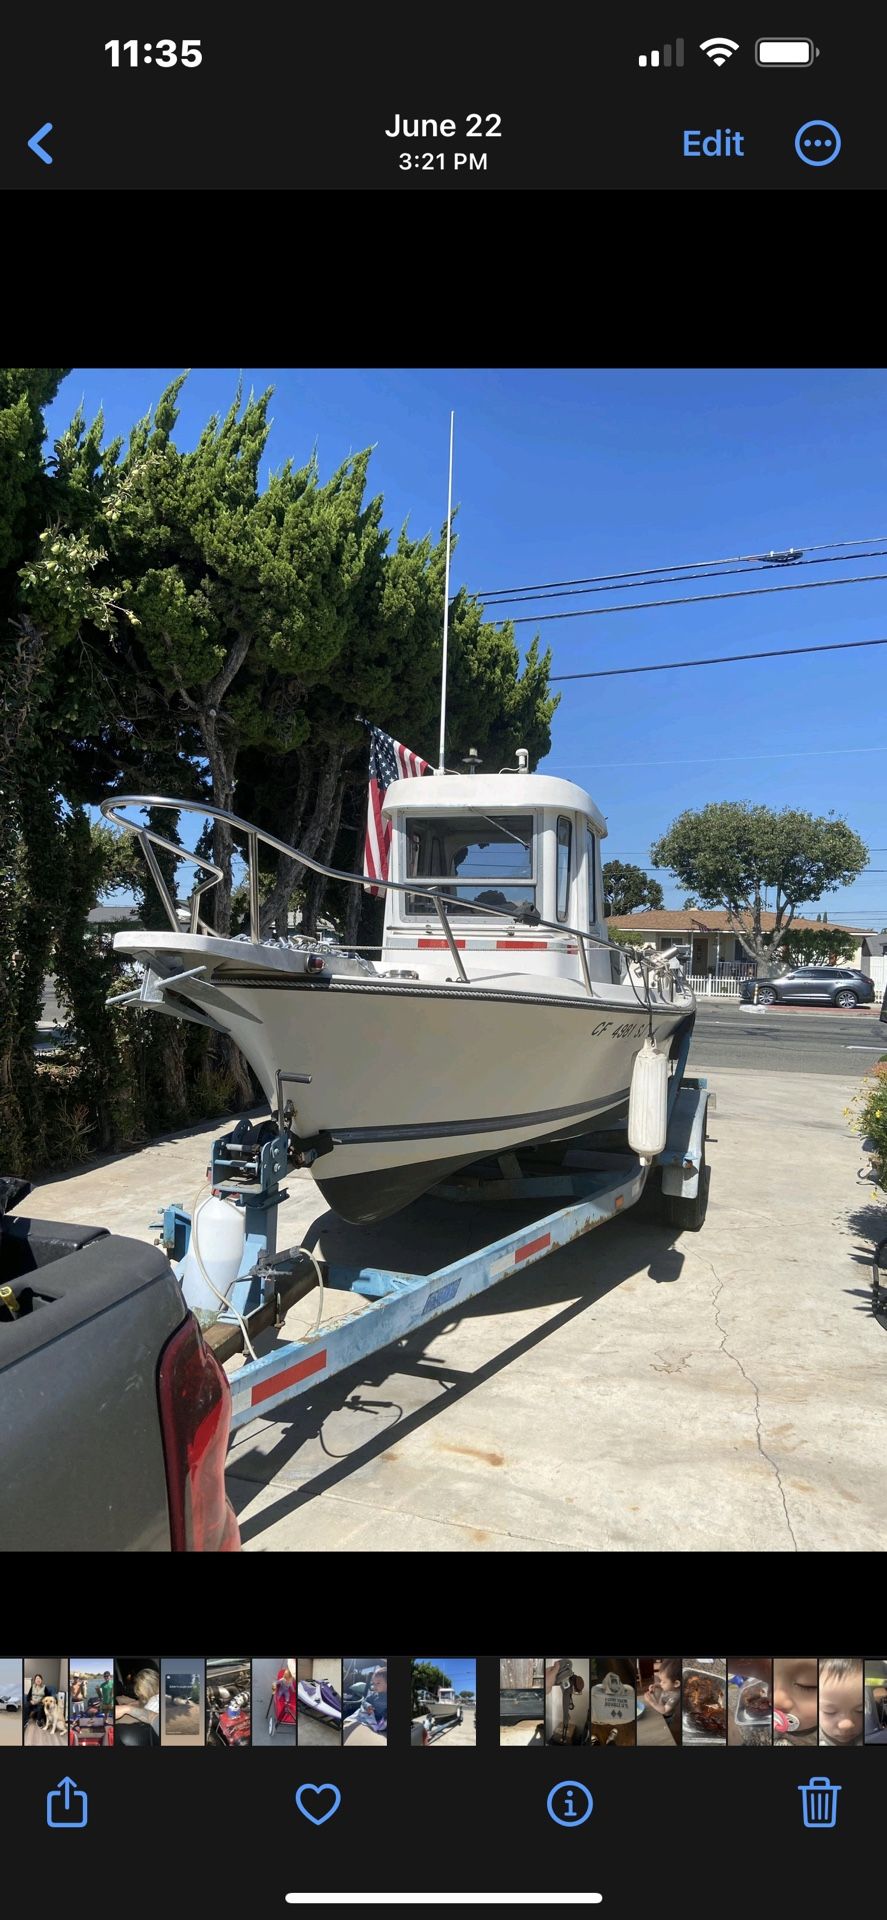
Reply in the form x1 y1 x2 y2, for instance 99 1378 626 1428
659 1079 711 1199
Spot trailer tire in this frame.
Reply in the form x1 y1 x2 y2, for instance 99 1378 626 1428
661 1145 709 1232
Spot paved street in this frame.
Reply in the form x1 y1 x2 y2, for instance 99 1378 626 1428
688 1000 885 1075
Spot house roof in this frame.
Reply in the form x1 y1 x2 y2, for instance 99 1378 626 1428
607 909 877 936
87 905 144 924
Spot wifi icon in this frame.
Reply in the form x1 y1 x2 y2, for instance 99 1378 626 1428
700 36 739 66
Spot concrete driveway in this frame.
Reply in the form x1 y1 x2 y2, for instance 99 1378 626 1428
24 1047 887 1553
216 1064 882 1552
413 1708 476 1746
500 1717 544 1747
298 1712 340 1747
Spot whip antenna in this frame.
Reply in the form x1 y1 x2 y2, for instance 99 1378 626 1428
438 410 455 771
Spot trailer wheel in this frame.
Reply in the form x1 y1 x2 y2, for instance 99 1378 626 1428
661 1144 710 1232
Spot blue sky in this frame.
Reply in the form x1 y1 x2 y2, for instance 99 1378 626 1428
414 1656 476 1694
43 368 887 929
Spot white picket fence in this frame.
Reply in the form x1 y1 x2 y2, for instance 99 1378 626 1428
869 954 887 997
687 974 744 999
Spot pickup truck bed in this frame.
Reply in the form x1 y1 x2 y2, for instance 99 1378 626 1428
0 1194 238 1552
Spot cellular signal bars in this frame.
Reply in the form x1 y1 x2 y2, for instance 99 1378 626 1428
639 40 684 68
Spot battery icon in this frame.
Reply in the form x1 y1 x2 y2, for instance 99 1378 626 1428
755 38 818 66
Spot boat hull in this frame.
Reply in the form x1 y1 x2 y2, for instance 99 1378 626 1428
113 935 695 1224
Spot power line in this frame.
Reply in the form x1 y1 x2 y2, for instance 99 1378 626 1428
475 534 887 600
600 845 887 854
551 745 887 771
483 547 887 609
550 636 887 680
504 569 887 625
608 863 887 873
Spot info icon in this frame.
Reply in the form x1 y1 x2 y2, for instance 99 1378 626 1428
547 1780 593 1828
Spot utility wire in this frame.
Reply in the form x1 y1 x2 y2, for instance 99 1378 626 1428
550 636 887 680
475 534 887 599
595 845 887 854
482 548 887 608
551 745 887 771
505 569 887 624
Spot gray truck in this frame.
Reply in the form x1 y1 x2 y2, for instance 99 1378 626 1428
0 1177 240 1551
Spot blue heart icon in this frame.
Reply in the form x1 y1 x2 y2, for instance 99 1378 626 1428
295 1783 341 1826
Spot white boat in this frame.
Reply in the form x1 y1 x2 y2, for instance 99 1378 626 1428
423 1686 462 1722
104 759 695 1224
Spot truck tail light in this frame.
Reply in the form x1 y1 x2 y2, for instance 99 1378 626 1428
157 1314 241 1552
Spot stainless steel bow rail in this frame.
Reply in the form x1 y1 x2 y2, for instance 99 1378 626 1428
100 796 707 1434
99 793 686 1005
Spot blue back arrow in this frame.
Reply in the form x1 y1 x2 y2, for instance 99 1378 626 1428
28 122 54 164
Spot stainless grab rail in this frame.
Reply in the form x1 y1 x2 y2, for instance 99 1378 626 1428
99 793 666 1004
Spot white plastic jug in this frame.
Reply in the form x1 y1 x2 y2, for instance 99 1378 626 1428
628 1036 668 1160
174 1192 245 1328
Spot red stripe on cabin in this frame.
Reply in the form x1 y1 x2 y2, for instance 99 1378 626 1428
417 938 467 948
496 940 547 950
514 1233 551 1263
250 1349 327 1404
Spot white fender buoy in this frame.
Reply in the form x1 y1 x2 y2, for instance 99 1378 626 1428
628 1035 669 1160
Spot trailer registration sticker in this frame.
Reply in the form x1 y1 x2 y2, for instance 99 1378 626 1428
417 1279 461 1318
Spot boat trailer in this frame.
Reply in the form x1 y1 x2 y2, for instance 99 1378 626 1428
152 1036 712 1434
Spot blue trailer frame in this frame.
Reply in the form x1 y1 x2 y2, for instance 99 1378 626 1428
150 1031 711 1434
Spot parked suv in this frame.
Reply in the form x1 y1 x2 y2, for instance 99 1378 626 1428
740 967 875 1009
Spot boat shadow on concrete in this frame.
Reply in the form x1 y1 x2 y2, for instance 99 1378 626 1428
299 1176 686 1299
228 1183 686 1538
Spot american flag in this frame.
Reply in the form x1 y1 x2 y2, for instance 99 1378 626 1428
363 725 433 893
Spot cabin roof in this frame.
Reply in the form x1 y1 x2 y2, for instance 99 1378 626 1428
381 772 608 837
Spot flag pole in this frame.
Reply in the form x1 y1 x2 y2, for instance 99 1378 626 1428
437 411 455 772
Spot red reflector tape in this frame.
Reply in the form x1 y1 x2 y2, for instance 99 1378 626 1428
418 938 467 949
514 1233 551 1263
250 1348 327 1404
496 941 547 950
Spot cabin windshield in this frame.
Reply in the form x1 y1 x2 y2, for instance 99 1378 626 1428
403 812 537 919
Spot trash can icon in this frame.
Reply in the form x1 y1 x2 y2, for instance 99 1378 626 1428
798 1777 841 1829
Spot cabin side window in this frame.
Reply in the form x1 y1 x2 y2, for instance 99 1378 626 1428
586 826 597 926
556 817 572 921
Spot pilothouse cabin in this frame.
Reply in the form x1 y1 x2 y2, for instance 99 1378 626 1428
380 762 613 988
